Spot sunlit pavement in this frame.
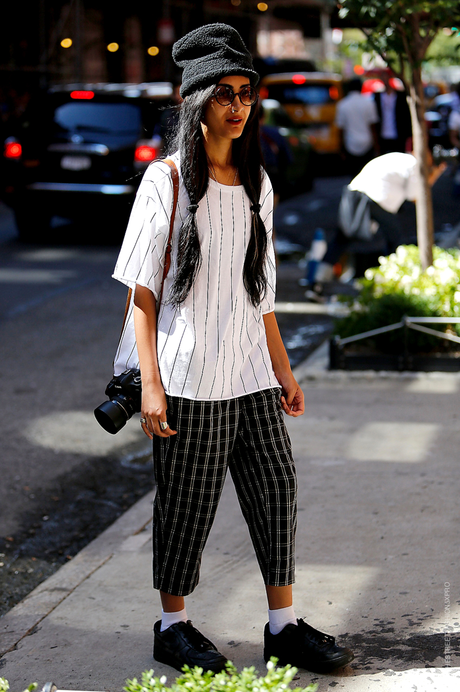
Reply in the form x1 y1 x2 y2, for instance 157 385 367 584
1 348 459 691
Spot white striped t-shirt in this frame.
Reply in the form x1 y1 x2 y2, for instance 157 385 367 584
112 153 280 401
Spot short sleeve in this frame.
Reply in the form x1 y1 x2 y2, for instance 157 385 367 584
259 171 276 314
112 161 176 302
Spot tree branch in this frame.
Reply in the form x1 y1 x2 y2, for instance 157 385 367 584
361 27 401 78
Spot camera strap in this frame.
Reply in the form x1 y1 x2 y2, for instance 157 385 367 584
159 158 179 305
119 158 179 336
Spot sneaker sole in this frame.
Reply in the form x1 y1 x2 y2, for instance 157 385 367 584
264 648 354 674
154 643 228 674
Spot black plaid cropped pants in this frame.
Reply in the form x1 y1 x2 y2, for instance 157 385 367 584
152 388 297 596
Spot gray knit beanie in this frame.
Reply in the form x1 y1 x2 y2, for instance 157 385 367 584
172 23 259 98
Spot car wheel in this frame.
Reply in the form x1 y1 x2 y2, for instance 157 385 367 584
14 206 52 243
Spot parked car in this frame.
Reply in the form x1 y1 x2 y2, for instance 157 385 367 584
259 72 343 156
1 82 174 242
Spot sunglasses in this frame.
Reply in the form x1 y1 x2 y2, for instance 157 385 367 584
212 85 258 107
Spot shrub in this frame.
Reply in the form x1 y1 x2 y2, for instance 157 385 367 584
0 663 318 692
334 245 460 354
0 680 36 692
124 661 317 692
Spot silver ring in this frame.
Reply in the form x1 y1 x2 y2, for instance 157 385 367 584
140 417 147 424
160 421 168 431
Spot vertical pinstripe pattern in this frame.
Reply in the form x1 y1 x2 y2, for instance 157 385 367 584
112 154 280 400
152 389 297 596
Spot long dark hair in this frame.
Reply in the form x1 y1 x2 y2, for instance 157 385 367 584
166 84 268 307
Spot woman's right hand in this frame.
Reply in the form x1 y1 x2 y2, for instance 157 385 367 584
140 383 177 439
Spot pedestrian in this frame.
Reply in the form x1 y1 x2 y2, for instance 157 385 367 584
113 23 354 676
335 77 379 176
306 152 446 297
373 72 411 154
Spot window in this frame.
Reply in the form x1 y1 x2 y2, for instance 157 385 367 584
267 84 334 106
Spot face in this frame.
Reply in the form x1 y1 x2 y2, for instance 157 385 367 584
202 75 254 142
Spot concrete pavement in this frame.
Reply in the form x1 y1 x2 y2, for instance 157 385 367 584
1 341 460 691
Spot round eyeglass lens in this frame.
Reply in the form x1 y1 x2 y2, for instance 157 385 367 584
213 85 258 106
240 87 258 105
214 86 233 105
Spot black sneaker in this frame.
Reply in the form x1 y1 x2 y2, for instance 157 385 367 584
263 618 354 674
153 620 228 673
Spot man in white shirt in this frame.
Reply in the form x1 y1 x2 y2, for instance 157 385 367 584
304 152 445 297
335 78 379 175
348 152 419 214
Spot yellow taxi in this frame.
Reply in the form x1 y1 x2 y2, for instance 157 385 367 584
259 72 343 155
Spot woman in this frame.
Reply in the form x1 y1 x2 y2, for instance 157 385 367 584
113 23 353 675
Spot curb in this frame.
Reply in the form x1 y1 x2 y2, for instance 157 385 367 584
0 492 154 658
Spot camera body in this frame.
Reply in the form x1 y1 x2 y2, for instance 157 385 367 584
432 144 459 165
94 368 142 434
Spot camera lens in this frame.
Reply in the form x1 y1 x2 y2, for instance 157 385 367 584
94 397 130 434
94 368 141 434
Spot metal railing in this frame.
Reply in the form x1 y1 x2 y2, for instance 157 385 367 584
330 316 460 371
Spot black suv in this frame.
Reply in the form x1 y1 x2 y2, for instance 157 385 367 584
1 82 174 242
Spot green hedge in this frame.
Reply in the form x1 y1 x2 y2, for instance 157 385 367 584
124 661 317 692
0 660 317 692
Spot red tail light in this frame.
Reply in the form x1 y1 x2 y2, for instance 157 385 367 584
70 90 95 100
259 86 269 100
4 141 22 159
329 86 340 101
134 144 158 162
292 74 306 85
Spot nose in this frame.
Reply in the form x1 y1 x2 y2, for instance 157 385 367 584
230 97 243 112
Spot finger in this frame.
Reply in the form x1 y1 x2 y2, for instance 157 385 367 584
281 394 304 417
280 396 291 414
153 419 177 437
140 417 153 440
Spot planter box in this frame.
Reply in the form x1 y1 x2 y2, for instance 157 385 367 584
329 316 460 372
329 340 460 372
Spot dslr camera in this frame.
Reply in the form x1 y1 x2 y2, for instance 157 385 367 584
94 368 142 434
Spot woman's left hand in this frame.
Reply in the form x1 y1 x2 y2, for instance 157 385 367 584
277 373 305 417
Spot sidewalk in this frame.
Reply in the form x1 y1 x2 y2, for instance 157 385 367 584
1 343 460 691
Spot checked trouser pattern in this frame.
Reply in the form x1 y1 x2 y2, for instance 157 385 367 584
152 388 297 596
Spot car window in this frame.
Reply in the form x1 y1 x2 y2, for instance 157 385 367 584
266 83 336 106
53 103 142 135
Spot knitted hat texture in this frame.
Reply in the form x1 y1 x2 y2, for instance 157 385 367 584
172 23 259 98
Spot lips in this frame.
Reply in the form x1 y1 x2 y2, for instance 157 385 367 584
227 117 243 124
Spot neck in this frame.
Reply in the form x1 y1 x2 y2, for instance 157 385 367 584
202 127 234 169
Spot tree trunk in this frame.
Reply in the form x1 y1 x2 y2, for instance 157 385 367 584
407 68 434 270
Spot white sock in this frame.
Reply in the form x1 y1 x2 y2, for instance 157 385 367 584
268 605 298 635
160 607 188 632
